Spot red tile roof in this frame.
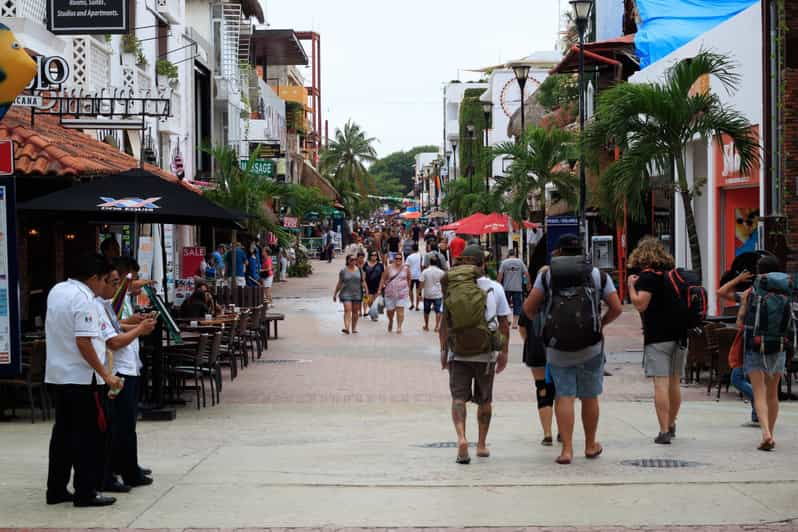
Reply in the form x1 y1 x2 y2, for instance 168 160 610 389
0 107 180 182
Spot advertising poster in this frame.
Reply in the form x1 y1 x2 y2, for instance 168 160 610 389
174 278 195 306
181 246 206 278
164 224 175 302
0 178 21 377
722 189 759 273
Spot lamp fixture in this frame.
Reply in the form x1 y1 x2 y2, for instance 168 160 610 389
570 0 594 32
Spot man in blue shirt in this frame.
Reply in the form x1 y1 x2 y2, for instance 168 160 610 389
225 243 247 287
211 244 225 279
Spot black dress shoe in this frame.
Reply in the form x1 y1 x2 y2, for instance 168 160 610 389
73 495 116 507
127 475 153 487
102 480 132 493
138 466 152 476
46 491 74 505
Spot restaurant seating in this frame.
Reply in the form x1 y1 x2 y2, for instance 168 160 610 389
2 341 50 423
165 333 209 409
217 319 240 381
264 311 285 339
703 323 734 400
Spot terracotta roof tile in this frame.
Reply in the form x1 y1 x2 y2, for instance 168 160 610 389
0 107 180 183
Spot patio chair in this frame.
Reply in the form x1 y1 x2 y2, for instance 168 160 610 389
243 306 265 361
217 320 239 381
2 341 50 423
166 333 209 409
686 325 712 384
704 323 733 400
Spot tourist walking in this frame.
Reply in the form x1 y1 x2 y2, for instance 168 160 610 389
333 254 368 334
45 254 123 507
379 253 411 333
627 237 689 444
386 229 401 262
498 249 530 329
406 243 423 310
523 235 622 465
736 255 794 451
363 251 384 320
420 254 445 332
439 245 511 464
423 240 449 271
518 306 556 445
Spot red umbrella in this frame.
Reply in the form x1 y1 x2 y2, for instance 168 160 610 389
440 212 487 231
457 212 511 235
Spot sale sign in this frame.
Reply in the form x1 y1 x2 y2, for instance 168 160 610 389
181 246 206 278
0 141 13 176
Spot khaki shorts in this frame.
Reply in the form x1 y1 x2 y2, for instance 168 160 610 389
644 341 687 377
448 360 495 405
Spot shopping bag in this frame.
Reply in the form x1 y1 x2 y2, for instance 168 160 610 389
374 295 385 314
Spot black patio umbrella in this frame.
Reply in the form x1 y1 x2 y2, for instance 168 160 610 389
18 168 242 227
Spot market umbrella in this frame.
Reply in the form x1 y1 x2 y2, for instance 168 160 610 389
457 213 540 235
427 210 448 219
440 212 487 231
18 168 242 227
400 210 421 219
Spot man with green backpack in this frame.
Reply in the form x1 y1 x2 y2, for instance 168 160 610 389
439 245 511 465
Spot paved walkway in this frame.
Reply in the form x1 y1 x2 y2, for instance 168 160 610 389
1 258 797 530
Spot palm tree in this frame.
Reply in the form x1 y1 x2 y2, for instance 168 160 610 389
319 120 378 196
585 50 758 278
491 126 578 222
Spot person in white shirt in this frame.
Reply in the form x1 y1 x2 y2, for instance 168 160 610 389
420 254 445 332
45 254 123 508
438 245 511 464
97 258 157 491
405 243 423 311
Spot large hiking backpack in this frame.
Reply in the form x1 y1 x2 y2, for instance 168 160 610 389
542 256 604 352
443 265 493 356
743 272 795 354
659 268 707 334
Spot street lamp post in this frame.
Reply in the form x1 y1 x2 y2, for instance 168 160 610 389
511 63 531 142
466 124 476 193
450 141 458 181
482 101 492 192
571 0 593 254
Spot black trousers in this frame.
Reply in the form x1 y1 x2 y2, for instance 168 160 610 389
110 374 140 483
47 384 104 500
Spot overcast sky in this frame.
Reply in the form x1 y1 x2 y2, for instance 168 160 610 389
266 0 564 158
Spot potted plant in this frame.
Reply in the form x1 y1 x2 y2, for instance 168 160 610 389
156 59 178 87
121 34 140 66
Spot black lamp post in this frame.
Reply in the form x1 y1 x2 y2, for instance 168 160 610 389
450 140 458 181
482 101 492 192
511 63 531 142
445 150 452 185
571 0 593 254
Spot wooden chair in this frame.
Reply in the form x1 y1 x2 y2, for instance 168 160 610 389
197 331 222 406
166 334 209 409
704 324 734 400
243 306 265 360
686 326 712 384
217 320 239 381
2 341 50 423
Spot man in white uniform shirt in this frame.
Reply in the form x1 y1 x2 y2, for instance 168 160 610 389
95 258 156 492
45 254 123 507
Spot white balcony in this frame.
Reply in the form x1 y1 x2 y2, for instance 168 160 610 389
67 37 112 93
1 0 45 23
159 89 182 135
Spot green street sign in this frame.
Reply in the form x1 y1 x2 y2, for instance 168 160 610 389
240 159 276 178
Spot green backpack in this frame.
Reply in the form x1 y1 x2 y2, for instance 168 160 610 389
444 265 495 356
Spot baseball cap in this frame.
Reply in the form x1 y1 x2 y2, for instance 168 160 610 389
459 244 485 266
555 233 581 251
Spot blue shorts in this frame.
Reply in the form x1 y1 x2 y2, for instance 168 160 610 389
423 298 442 314
506 291 524 316
549 354 605 399
744 350 786 376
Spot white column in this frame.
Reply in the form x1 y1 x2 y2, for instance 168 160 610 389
707 138 718 315
674 163 687 269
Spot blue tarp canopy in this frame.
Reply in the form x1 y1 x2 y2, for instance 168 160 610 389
635 0 758 69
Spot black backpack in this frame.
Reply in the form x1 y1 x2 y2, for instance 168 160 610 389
542 256 606 352
645 268 707 334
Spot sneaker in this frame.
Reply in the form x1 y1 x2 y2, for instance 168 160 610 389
654 432 672 445
668 424 676 438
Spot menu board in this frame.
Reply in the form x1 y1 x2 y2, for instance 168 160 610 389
0 178 21 377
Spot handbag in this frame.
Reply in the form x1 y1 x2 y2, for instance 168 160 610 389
728 328 743 369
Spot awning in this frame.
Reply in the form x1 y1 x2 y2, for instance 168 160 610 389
251 29 309 66
550 34 637 76
300 160 339 201
18 169 241 227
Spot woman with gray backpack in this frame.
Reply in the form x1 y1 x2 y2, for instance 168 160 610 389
737 255 795 451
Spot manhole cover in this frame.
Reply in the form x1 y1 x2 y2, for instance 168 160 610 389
621 458 704 468
254 359 311 364
415 442 477 448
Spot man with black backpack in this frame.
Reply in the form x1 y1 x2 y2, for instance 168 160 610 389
439 245 511 465
522 235 622 465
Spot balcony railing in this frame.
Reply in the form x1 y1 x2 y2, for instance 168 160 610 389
68 37 112 94
1 0 46 24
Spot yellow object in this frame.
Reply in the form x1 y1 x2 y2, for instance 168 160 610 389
0 23 37 120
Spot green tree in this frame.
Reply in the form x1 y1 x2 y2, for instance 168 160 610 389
585 51 758 278
281 184 333 221
536 74 579 112
204 145 288 243
491 126 578 222
458 89 490 178
441 177 502 220
319 120 378 196
369 145 439 194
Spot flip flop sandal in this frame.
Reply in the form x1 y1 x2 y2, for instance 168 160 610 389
456 455 471 465
541 436 553 446
341 329 350 334
476 450 490 458
585 445 603 459
555 456 572 465
758 440 775 451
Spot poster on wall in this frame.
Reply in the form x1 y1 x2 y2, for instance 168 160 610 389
0 178 21 377
174 278 195 306
181 246 206 278
47 0 129 34
722 189 760 274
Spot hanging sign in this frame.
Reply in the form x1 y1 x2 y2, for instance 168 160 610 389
241 159 276 178
47 0 129 35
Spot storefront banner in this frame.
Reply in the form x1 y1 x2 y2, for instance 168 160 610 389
181 246 206 278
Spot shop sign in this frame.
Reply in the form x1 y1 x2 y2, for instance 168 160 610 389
180 246 206 278
97 196 161 212
283 216 298 229
715 126 760 188
26 56 70 91
14 95 43 107
241 159 276 178
47 0 129 35
0 141 13 176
